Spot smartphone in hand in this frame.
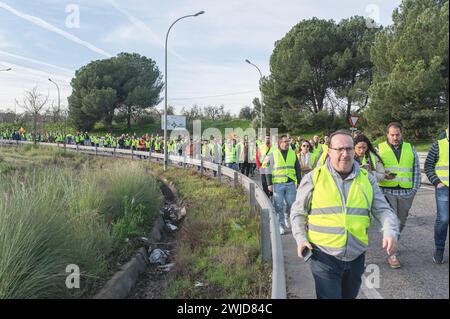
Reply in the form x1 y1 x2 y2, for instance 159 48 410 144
302 246 313 262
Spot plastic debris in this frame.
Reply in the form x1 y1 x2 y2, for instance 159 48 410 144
233 223 242 230
158 263 175 272
166 222 178 231
149 249 169 265
194 281 205 287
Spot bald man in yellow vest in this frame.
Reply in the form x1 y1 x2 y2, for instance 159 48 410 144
291 130 398 299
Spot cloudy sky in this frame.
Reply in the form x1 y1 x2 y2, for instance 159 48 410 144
0 0 401 114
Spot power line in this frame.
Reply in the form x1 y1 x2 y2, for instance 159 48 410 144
169 90 259 101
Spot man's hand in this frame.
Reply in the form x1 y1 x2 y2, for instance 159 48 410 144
437 183 446 189
297 241 313 260
268 185 273 193
384 171 395 180
382 236 398 256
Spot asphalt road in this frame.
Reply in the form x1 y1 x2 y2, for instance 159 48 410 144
282 186 449 299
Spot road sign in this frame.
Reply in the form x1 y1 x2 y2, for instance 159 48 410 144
348 114 360 128
161 115 186 130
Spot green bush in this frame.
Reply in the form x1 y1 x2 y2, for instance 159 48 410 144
0 156 161 298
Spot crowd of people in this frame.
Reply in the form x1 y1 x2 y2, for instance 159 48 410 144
1 122 448 299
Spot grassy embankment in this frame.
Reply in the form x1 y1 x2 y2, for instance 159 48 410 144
0 145 271 299
147 164 271 299
0 145 162 298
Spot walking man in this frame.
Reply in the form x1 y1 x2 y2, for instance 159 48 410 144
256 134 272 197
377 122 421 268
263 134 301 235
425 127 449 264
291 130 398 299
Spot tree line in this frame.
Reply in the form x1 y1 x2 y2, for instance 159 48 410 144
6 0 446 140
261 0 448 139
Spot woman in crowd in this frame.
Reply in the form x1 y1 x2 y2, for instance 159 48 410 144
353 134 385 182
297 139 316 177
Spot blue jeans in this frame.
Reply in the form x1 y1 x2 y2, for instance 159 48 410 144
226 163 238 171
310 248 365 299
435 186 449 251
272 182 296 227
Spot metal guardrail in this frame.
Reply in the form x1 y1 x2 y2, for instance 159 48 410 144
0 139 286 299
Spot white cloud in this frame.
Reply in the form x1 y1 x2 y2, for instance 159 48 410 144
0 30 14 49
0 1 112 58
103 24 155 45
103 0 185 60
0 50 74 75
0 60 72 111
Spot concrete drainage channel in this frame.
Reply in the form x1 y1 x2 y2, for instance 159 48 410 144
94 172 186 299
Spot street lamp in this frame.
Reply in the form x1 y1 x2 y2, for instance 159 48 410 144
245 59 264 133
0 68 12 72
48 78 64 147
164 10 205 171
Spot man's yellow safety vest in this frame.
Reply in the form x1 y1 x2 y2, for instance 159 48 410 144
436 138 449 187
224 144 236 164
313 143 322 158
208 143 215 156
259 144 271 163
378 142 414 188
317 144 329 167
272 148 297 185
308 167 373 249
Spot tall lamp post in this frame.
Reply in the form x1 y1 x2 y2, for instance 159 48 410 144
164 10 205 171
245 59 264 134
48 78 64 147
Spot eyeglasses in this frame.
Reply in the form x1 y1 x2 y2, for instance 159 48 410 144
280 140 290 144
329 147 354 154
302 145 309 148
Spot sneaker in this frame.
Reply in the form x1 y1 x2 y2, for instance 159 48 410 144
279 225 286 235
433 250 444 264
285 215 291 229
388 254 401 269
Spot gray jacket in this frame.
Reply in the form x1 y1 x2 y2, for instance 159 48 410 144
290 158 399 261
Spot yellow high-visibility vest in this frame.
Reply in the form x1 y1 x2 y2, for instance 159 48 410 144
436 138 449 186
272 148 297 185
308 167 372 248
378 142 414 188
224 144 236 164
317 144 329 167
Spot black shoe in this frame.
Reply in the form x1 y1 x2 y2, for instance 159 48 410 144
433 250 444 264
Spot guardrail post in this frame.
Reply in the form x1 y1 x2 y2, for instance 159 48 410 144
260 208 271 263
234 171 239 188
131 148 134 160
249 183 256 215
200 157 204 175
76 144 79 153
183 153 187 168
148 151 151 161
113 147 116 158
217 164 222 183
95 145 98 156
